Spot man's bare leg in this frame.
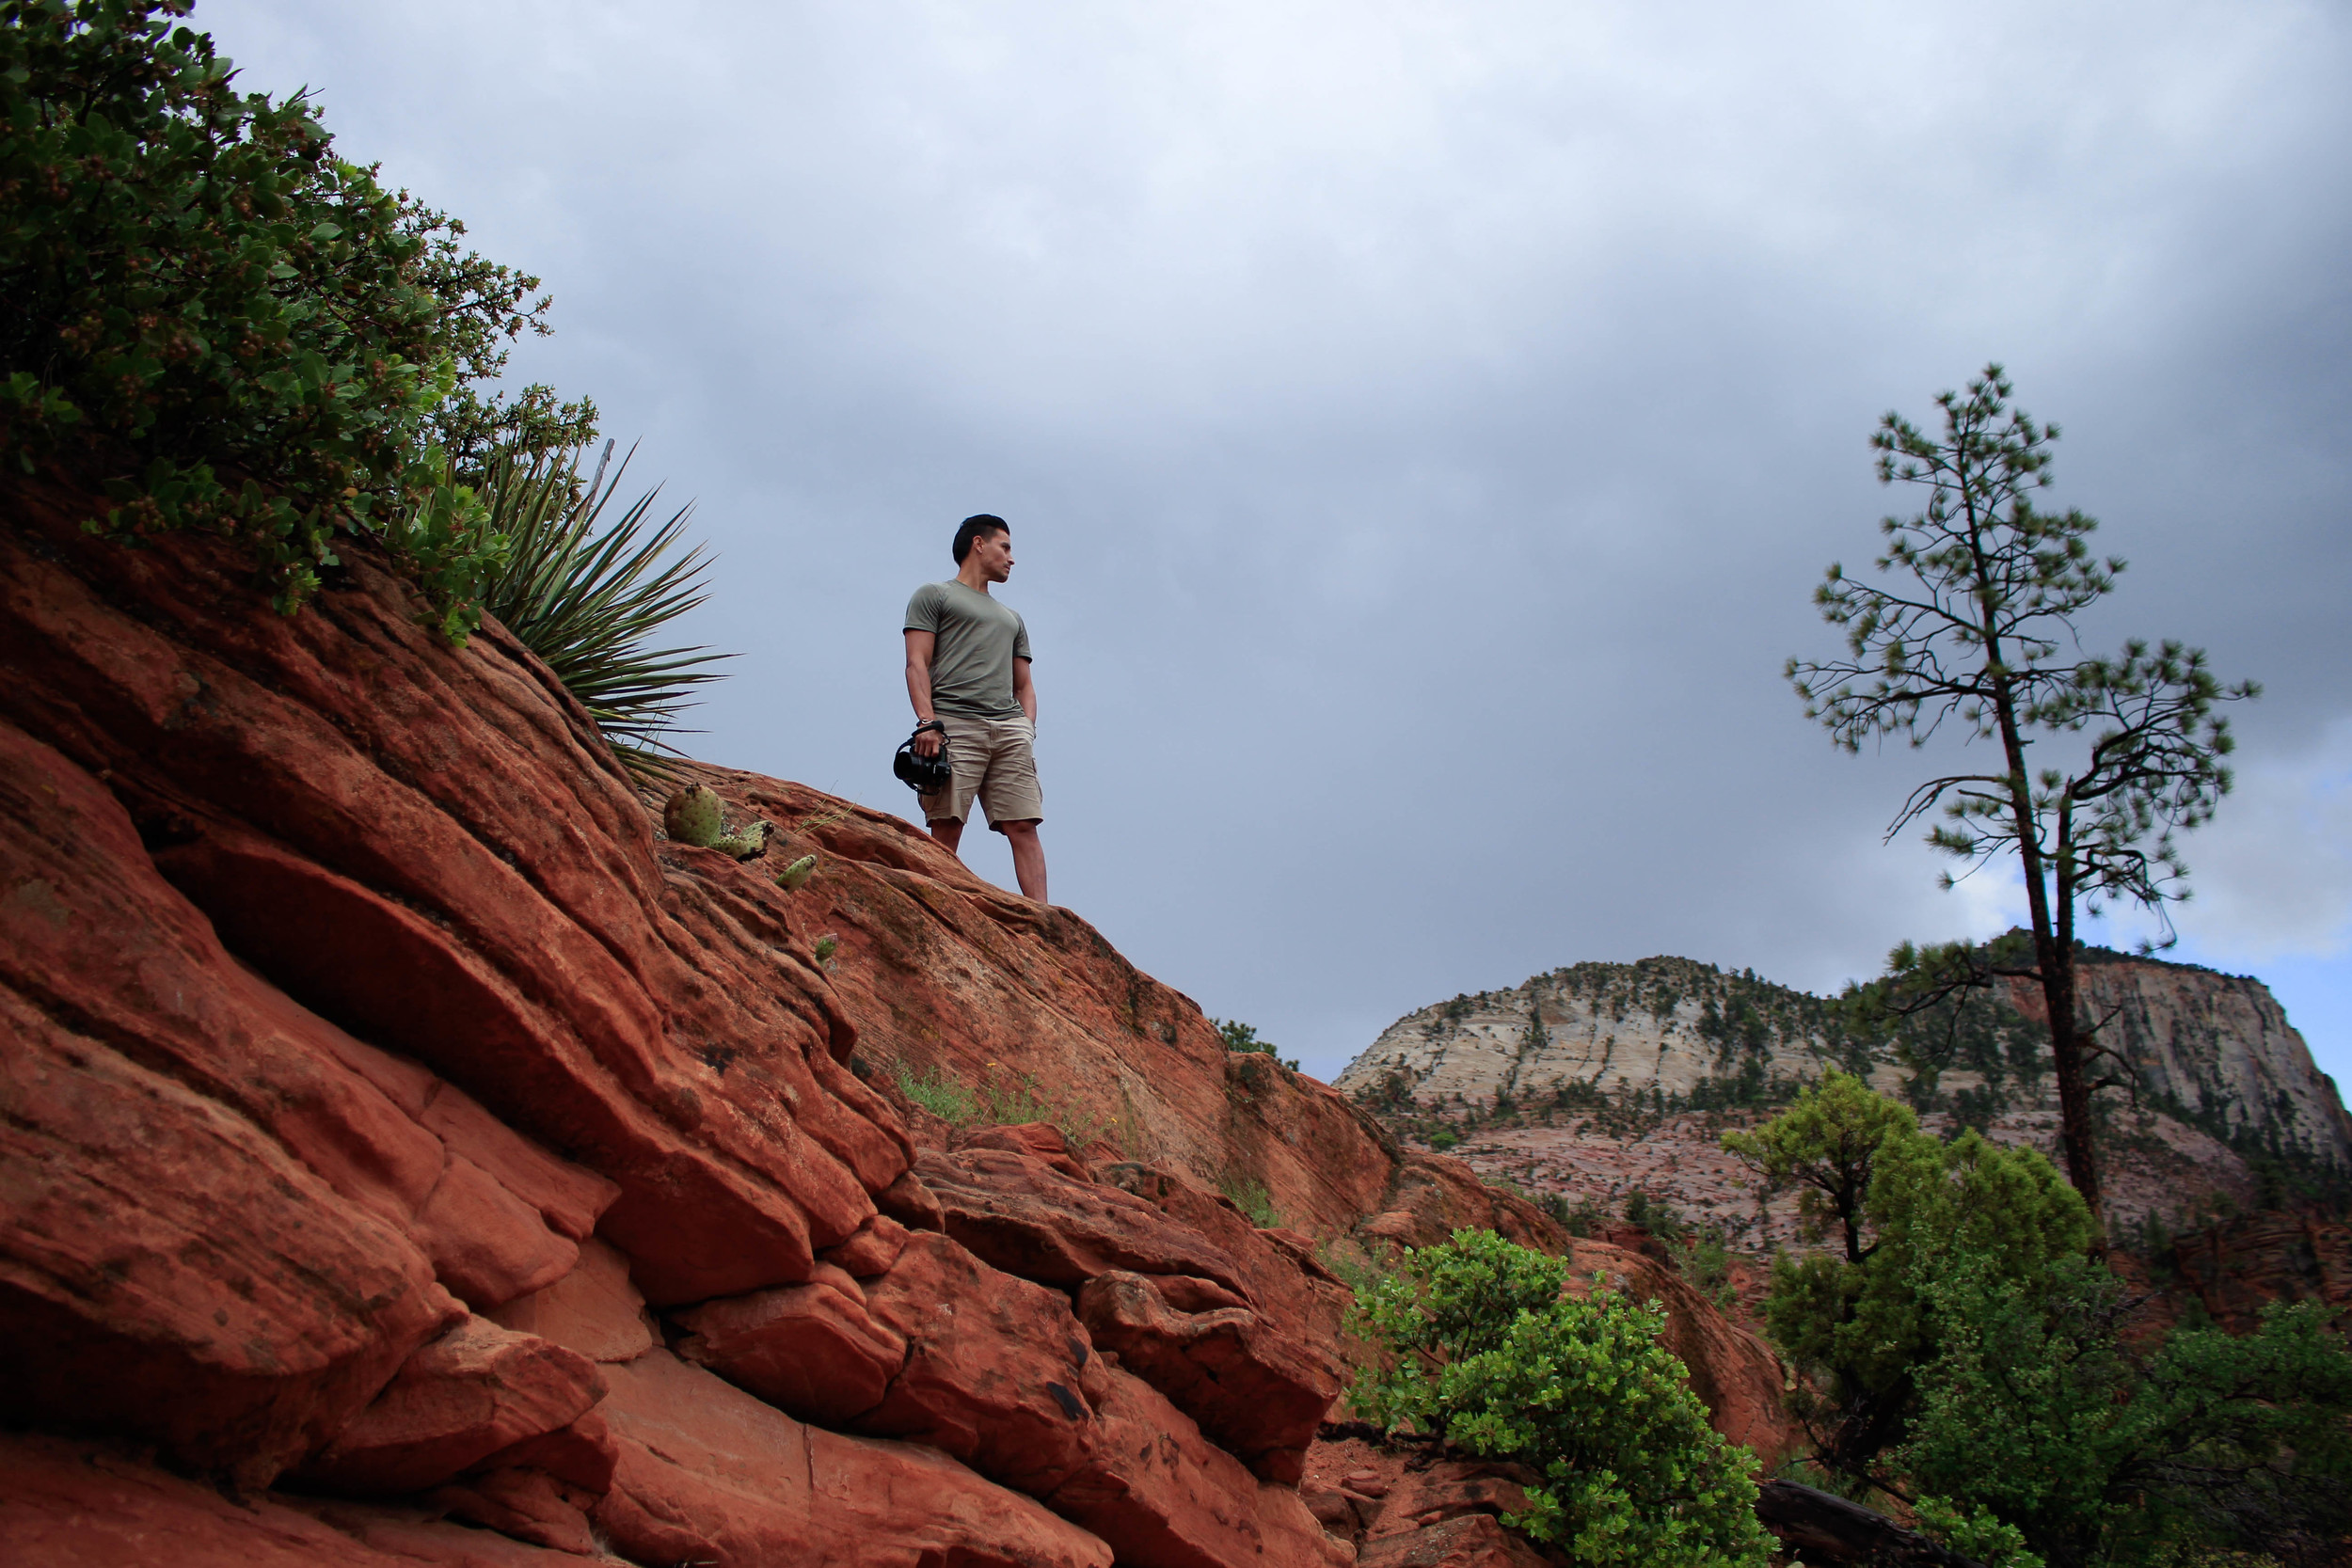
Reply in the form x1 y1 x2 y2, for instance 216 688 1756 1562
1000 820 1047 903
929 817 964 854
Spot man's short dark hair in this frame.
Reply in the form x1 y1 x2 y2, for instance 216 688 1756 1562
952 514 1009 564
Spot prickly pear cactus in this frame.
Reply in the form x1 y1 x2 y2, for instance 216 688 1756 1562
775 853 818 891
663 784 724 846
663 784 771 861
711 821 770 860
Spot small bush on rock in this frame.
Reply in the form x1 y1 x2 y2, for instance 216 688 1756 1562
1349 1228 1772 1567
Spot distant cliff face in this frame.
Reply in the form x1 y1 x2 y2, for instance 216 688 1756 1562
1335 951 2349 1171
2039 952 2352 1166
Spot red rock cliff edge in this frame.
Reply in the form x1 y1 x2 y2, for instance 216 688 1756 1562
0 473 1796 1566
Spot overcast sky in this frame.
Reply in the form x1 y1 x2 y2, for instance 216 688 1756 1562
199 1 2352 1085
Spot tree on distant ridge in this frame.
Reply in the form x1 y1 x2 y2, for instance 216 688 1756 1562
1787 365 2256 1232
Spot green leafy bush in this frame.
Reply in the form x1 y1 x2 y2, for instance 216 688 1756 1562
1 0 589 633
1350 1229 1772 1567
1898 1253 2352 1567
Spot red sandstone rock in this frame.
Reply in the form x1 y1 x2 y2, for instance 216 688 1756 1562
1050 1360 1355 1568
487 1240 656 1365
2169 1209 2352 1334
674 1269 909 1425
412 1151 582 1312
474 1407 621 1495
301 1317 607 1496
917 1147 1256 1298
594 1347 1113 1568
857 1231 1103 1496
0 484 915 1307
677 760 1411 1236
0 1433 593 1566
1364 1460 1538 1540
0 723 469 1487
960 1120 1098 1180
820 1211 914 1276
430 1466 602 1556
1076 1269 1341 1482
1098 1161 1358 1349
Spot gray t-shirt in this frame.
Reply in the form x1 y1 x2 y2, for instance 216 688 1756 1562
904 580 1031 720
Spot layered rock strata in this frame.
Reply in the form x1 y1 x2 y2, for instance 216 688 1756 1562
0 473 1796 1564
1337 954 2348 1237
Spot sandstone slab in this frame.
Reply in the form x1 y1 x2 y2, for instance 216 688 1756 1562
487 1239 656 1365
0 1433 597 1566
594 1347 1113 1568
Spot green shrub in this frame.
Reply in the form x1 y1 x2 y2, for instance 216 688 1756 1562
1623 1188 1688 1243
1349 1229 1772 1567
1897 1253 2352 1566
1215 1018 1298 1070
1428 1128 1459 1151
1 0 591 634
1686 1234 1738 1313
1217 1174 1281 1229
894 1061 977 1124
1725 1070 2094 1486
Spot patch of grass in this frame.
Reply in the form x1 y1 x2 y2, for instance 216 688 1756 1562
1219 1174 1282 1229
1317 1239 1390 1301
891 1058 1125 1154
895 1062 978 1123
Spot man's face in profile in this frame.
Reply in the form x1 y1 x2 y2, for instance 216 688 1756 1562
970 529 1015 583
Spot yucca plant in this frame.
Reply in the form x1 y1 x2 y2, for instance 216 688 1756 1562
478 441 731 775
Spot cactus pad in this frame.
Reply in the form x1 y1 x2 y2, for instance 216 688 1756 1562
663 784 771 861
663 784 724 846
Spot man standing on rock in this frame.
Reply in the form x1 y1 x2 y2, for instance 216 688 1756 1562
903 514 1047 902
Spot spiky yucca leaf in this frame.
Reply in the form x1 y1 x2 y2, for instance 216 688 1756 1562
479 444 731 775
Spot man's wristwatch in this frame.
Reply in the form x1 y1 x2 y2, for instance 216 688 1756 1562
913 719 946 736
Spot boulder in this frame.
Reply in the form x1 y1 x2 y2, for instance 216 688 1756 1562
593 1347 1113 1568
674 1267 908 1425
820 1211 914 1277
428 1467 603 1556
1097 1161 1358 1353
1075 1269 1341 1483
1050 1360 1355 1568
856 1231 1101 1496
300 1318 606 1496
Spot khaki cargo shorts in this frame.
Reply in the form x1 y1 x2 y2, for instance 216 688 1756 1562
919 713 1044 831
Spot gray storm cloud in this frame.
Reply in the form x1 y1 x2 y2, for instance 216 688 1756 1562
199 0 2352 1077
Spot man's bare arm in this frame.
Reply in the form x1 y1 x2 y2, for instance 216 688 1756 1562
1012 657 1036 724
905 630 944 755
